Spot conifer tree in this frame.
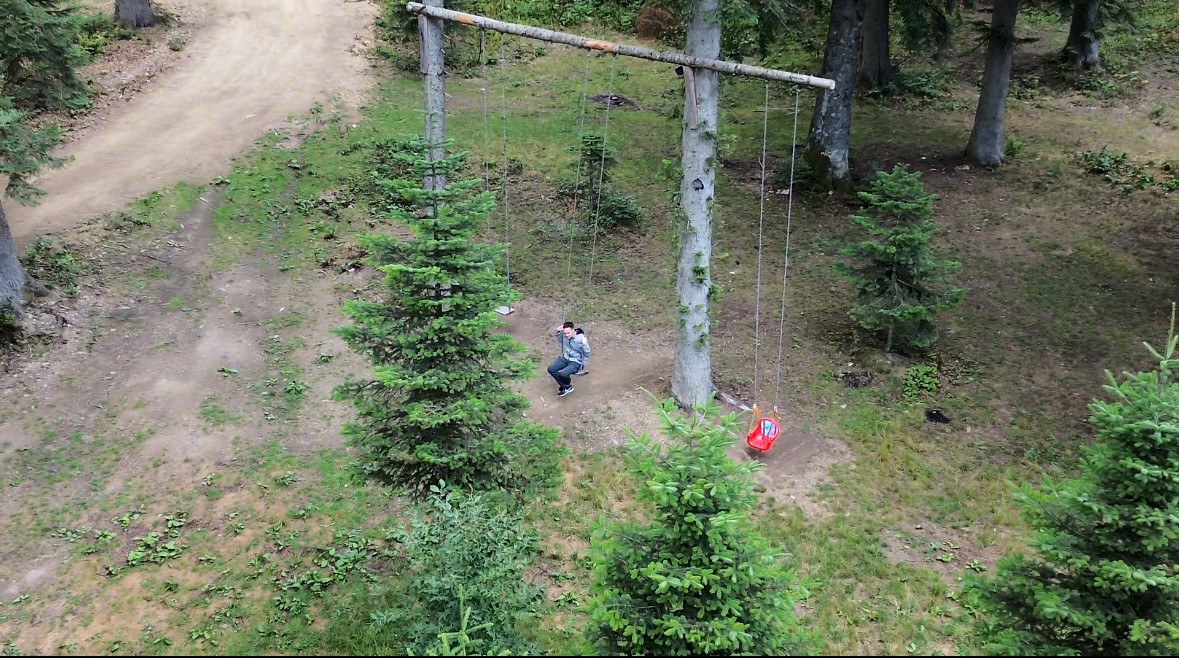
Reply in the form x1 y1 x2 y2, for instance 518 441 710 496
587 397 808 656
972 311 1179 655
335 138 561 495
1 0 91 111
835 164 963 353
393 488 541 655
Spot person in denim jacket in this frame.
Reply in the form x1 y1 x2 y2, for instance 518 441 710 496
548 321 590 397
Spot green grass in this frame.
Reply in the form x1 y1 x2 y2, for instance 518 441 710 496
198 395 240 427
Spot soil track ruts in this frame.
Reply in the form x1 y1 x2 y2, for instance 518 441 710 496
10 0 376 244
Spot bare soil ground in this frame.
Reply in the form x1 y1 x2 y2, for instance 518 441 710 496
10 0 378 245
2 4 1172 654
0 17 850 640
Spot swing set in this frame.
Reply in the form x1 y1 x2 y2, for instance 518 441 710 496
409 1 832 453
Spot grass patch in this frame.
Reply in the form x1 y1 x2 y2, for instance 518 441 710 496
198 395 240 427
20 237 85 295
103 183 205 234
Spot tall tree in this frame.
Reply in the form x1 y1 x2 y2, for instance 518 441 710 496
1058 0 1134 69
859 0 956 91
971 312 1179 655
1064 0 1101 68
0 101 64 320
1 0 85 321
858 0 895 89
965 0 1021 167
334 138 561 496
806 0 867 191
114 0 156 29
673 0 720 409
588 397 808 656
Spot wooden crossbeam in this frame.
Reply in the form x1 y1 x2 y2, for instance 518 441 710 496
405 2 835 90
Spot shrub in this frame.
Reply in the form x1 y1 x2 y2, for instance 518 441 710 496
387 489 543 655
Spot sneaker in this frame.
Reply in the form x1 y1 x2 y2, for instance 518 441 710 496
558 385 574 397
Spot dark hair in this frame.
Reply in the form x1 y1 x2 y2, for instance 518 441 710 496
575 328 584 335
562 321 575 330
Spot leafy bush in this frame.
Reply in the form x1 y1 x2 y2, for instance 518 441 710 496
384 489 543 656
1079 146 1129 175
588 397 810 656
864 66 962 110
1004 133 1026 160
0 309 19 342
75 11 135 58
591 190 642 231
1076 147 1179 193
558 133 642 234
20 237 82 295
903 363 940 399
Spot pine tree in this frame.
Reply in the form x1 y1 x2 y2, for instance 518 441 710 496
834 164 963 353
1 0 91 111
335 138 561 496
971 310 1179 655
587 397 809 656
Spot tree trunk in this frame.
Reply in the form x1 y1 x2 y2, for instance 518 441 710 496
0 200 27 318
858 0 894 90
1063 0 1101 69
672 0 719 410
420 0 446 195
806 0 867 192
965 0 1021 167
115 0 156 29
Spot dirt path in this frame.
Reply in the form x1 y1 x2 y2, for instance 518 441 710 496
9 0 376 244
504 301 847 514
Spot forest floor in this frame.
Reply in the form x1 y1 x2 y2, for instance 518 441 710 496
0 2 1175 654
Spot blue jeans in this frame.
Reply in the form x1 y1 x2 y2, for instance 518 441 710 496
547 357 581 388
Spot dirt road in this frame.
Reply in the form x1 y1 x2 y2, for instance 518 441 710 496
10 0 376 243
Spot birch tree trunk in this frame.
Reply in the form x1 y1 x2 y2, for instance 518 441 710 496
966 0 1021 167
672 0 720 410
805 0 868 192
420 0 446 194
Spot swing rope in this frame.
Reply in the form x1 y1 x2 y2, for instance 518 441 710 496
586 53 618 289
752 83 770 405
498 37 513 289
479 29 493 244
562 50 594 322
751 85 802 414
773 87 802 409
